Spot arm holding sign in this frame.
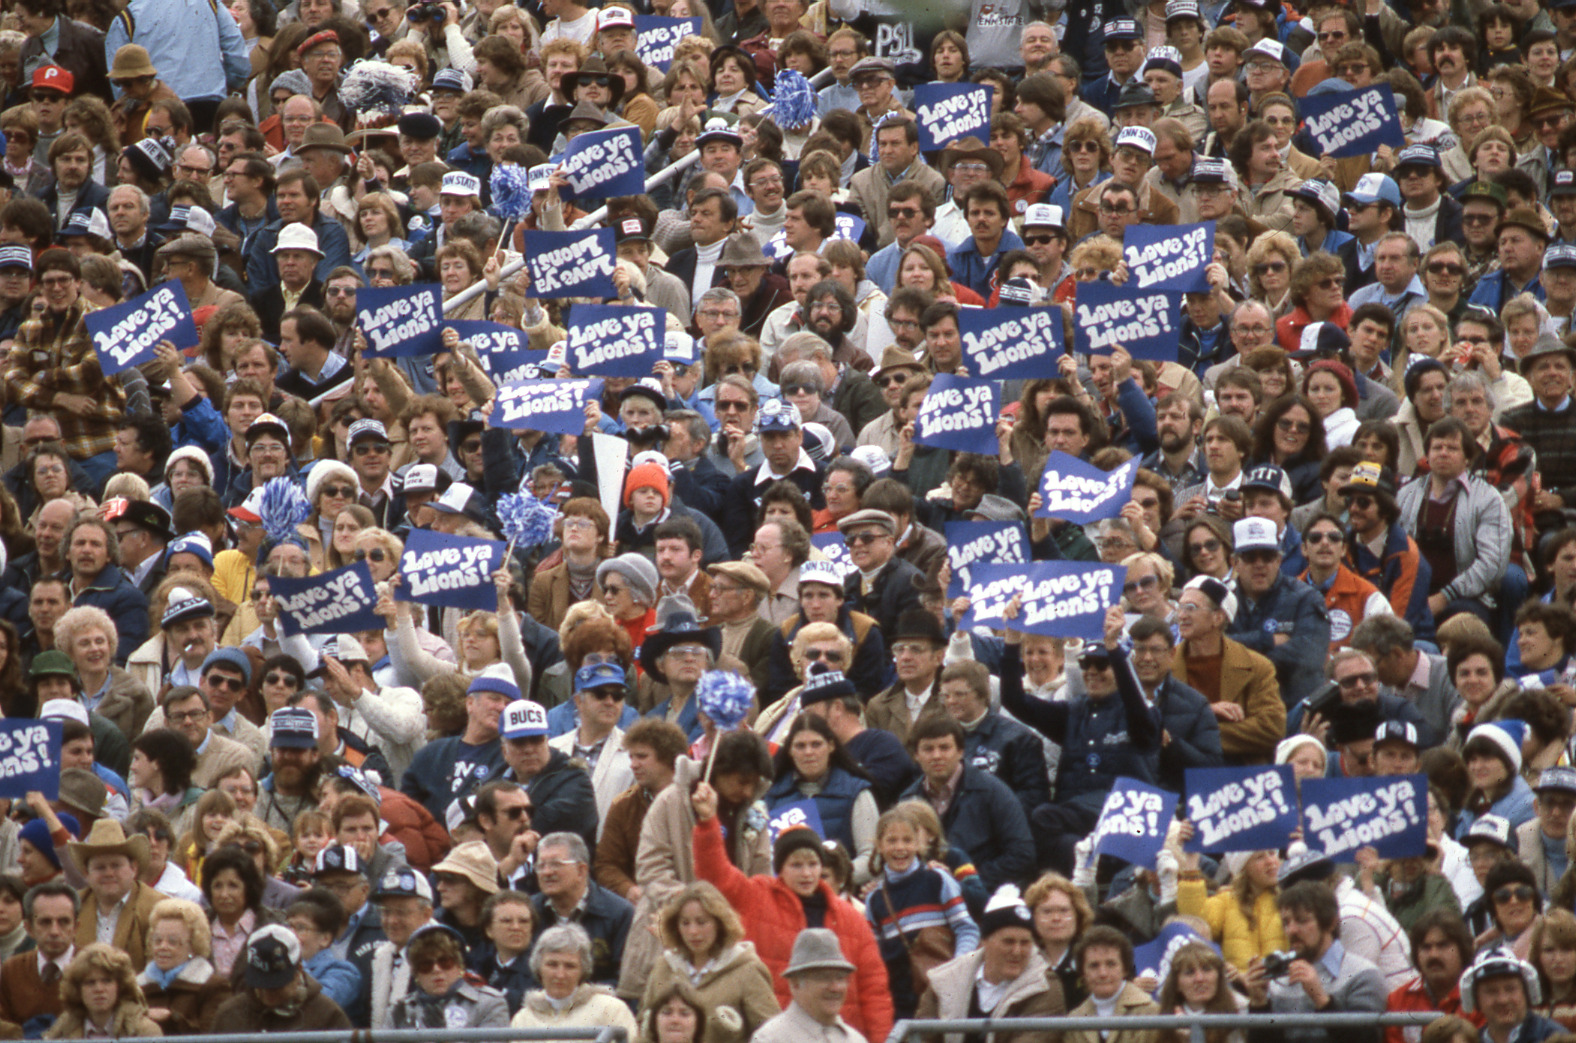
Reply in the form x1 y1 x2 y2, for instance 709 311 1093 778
1112 351 1159 456
1107 605 1161 753
367 358 415 424
999 599 1072 742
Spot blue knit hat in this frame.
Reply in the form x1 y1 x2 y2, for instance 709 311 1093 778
19 813 79 869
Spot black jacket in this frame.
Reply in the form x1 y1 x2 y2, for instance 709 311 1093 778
840 555 923 643
1337 235 1378 297
36 179 111 232
250 279 324 343
500 746 599 851
530 880 633 988
1148 675 1225 794
21 18 111 103
962 710 1050 820
720 458 825 557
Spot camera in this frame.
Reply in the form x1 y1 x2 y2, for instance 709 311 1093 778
406 2 443 22
623 423 670 449
1261 951 1298 978
1302 679 1342 722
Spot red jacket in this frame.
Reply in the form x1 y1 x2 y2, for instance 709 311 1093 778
1005 154 1057 211
377 785 451 871
1385 977 1479 1043
1299 563 1385 650
693 816 893 1043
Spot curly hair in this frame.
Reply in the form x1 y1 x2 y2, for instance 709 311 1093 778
1287 251 1347 310
211 816 280 871
59 943 144 1014
562 612 635 673
147 897 212 958
421 674 470 739
1023 871 1095 936
1245 230 1299 301
52 606 117 665
789 622 851 677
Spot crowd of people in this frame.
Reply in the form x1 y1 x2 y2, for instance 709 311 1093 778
1 0 1576 1039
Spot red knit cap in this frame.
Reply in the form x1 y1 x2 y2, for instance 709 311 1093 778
623 460 670 507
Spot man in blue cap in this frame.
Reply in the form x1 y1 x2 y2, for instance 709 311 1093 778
547 663 634 830
257 706 326 831
399 668 511 823
1337 173 1402 295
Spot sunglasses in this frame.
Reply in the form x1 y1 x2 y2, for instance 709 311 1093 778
1336 670 1378 689
1303 530 1343 545
1238 549 1279 565
206 675 246 692
1277 418 1311 435
1066 140 1101 153
1024 234 1058 245
321 484 356 498
1494 884 1536 904
263 672 298 686
413 955 461 974
1189 538 1222 555
1078 656 1113 672
1122 575 1159 596
804 648 845 663
1251 261 1287 274
1426 262 1464 276
354 548 387 563
845 532 885 546
875 372 909 388
352 442 389 456
1349 495 1376 510
783 383 817 397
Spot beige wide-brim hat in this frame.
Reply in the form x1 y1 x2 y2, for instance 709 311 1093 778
69 817 150 874
431 840 501 895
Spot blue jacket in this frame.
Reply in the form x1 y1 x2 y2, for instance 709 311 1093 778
490 747 599 851
846 726 917 808
531 881 633 988
947 228 1025 299
1104 377 1159 456
962 711 1049 820
74 564 149 665
1149 676 1224 795
897 762 1034 894
303 949 362 1020
245 213 355 292
476 949 535 1014
106 0 250 101
765 765 871 853
1467 268 1545 312
1000 641 1161 813
170 393 229 458
399 735 505 823
1227 573 1331 709
646 692 702 741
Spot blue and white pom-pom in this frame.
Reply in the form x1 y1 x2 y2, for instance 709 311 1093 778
696 670 754 732
498 490 558 549
259 477 311 546
490 163 534 221
770 69 816 131
339 60 420 116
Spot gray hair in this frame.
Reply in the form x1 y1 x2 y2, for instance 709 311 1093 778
108 183 150 216
665 409 711 451
1446 369 1498 413
779 360 825 395
1232 299 1272 326
777 331 834 365
1349 615 1415 658
365 245 416 284
1324 646 1374 679
696 286 741 317
528 922 593 981
480 104 529 141
538 831 590 866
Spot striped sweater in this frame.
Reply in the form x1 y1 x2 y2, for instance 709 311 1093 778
865 861 981 1017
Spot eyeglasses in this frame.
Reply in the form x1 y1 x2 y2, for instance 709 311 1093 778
206 674 247 692
888 318 920 331
1349 495 1375 510
845 532 886 546
1304 530 1343 545
1079 657 1113 672
750 176 783 189
1495 884 1537 904
1066 140 1101 154
167 708 209 723
722 363 757 376
353 442 389 457
1189 538 1222 556
1238 549 1279 565
251 442 287 456
1276 418 1311 435
1123 575 1159 596
716 399 751 413
325 286 356 298
875 372 909 388
321 484 356 498
1317 29 1348 42
783 383 818 396
1251 261 1287 275
748 542 780 555
459 438 483 453
1316 277 1343 290
1535 115 1569 129
1100 202 1138 216
1462 212 1497 225
177 163 211 176
1336 671 1378 689
804 648 845 663
263 672 299 687
1426 262 1464 276
354 548 387 563
664 646 710 662
1234 324 1272 337
602 582 629 596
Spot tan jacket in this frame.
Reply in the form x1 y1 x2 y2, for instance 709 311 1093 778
640 942 780 1043
1173 637 1284 764
915 948 1063 1043
73 880 165 970
1242 166 1302 233
1061 981 1160 1043
864 676 946 747
1068 180 1182 243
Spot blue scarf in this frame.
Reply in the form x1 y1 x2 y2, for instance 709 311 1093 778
143 960 189 991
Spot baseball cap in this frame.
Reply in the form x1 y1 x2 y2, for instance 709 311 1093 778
499 699 548 738
242 924 301 989
1344 173 1401 209
1232 516 1279 553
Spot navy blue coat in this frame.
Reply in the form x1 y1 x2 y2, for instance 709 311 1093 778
1148 675 1225 794
73 563 149 664
531 881 633 988
1228 573 1331 709
962 711 1049 819
897 763 1035 893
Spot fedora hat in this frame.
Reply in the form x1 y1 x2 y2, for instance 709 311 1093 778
639 594 722 684
1519 332 1576 375
717 233 770 269
784 928 855 976
939 136 1005 180
563 98 615 129
297 122 352 156
69 817 150 874
562 55 625 109
109 44 157 80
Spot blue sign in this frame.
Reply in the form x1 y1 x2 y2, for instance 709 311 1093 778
86 281 197 376
1183 765 1299 853
1073 279 1184 361
833 213 866 243
1035 454 1138 524
358 283 444 358
524 228 618 299
269 562 385 637
397 529 505 611
911 83 993 152
958 305 1063 380
445 320 549 383
768 798 826 844
1091 777 1177 865
634 16 701 70
809 532 856 580
1123 222 1214 293
1300 773 1428 861
960 561 1125 641
1299 84 1405 159
945 520 1028 599
566 303 663 377
913 374 998 455
1133 923 1216 987
558 126 645 200
490 379 604 436
0 720 62 799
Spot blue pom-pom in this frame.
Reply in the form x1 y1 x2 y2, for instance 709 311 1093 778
498 491 557 549
490 164 534 221
259 477 311 547
697 670 754 731
868 111 900 166
770 69 816 131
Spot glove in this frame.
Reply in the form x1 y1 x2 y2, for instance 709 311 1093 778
1072 835 1096 888
1156 848 1180 905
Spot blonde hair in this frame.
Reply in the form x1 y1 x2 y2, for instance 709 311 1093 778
60 944 144 1013
1245 230 1299 300
657 881 745 957
213 816 281 871
147 898 212 958
789 622 851 675
102 473 150 501
1119 551 1174 593
53 606 117 663
1022 871 1094 935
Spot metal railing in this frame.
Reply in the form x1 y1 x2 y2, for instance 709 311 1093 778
887 1011 1440 1043
101 1027 628 1043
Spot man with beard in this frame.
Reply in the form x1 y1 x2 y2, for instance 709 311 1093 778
1141 394 1206 495
1246 881 1387 1038
321 267 361 354
254 706 325 831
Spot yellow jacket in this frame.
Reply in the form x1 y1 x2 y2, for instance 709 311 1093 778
1176 876 1287 972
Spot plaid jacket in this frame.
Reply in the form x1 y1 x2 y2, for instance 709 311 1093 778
3 300 123 460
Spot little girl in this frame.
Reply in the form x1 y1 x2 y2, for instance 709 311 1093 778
175 789 237 882
864 804 980 1019
283 810 334 886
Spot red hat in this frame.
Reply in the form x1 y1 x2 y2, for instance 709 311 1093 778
623 460 671 508
31 65 73 96
1304 358 1358 411
297 29 339 57
910 234 953 276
